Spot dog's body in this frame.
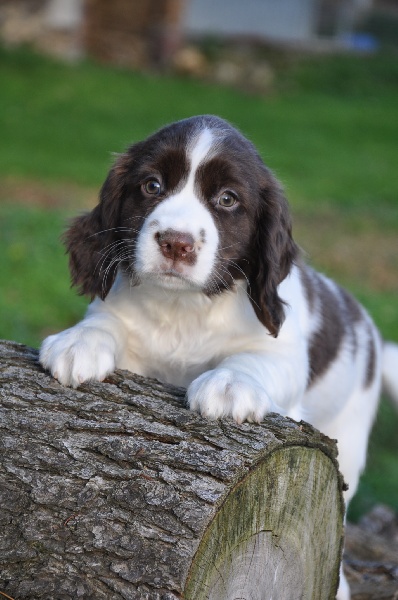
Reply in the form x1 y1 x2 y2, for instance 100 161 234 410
40 116 398 599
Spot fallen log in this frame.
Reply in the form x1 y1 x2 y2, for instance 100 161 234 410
0 340 345 599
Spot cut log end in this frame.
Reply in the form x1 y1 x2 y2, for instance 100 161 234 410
186 447 343 600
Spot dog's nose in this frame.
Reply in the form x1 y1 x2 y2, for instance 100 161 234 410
156 229 196 262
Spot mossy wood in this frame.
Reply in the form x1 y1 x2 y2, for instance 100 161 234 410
0 340 345 599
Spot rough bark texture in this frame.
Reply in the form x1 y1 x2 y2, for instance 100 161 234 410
0 340 345 600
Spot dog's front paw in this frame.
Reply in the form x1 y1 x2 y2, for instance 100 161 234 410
187 368 273 424
40 326 117 387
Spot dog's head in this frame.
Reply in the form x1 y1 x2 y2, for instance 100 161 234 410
65 115 298 336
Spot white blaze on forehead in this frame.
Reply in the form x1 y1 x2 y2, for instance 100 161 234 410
188 127 215 177
134 126 220 286
166 126 214 215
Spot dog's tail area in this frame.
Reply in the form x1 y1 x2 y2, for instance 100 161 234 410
382 341 398 408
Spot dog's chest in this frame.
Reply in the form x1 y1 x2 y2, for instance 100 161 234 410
111 282 265 387
125 301 231 386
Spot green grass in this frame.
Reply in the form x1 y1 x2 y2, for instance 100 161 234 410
350 397 398 518
0 45 397 520
0 204 87 344
1 46 397 207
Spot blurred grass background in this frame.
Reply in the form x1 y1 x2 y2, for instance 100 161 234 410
0 44 397 520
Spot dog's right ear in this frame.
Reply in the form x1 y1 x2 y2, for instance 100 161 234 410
63 153 130 300
248 174 299 337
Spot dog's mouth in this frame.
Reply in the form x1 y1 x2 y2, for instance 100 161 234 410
139 265 200 290
155 261 189 277
161 266 184 276
140 266 195 287
158 269 187 281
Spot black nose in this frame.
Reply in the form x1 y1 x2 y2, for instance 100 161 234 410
156 229 196 263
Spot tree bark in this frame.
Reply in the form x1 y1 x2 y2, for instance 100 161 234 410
0 340 345 600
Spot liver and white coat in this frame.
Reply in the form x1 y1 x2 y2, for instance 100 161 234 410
40 115 398 599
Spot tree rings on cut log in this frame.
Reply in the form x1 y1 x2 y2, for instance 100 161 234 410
185 447 343 600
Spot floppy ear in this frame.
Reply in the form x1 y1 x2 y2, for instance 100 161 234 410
63 155 129 300
248 175 299 337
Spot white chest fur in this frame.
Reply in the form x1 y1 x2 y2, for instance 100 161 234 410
91 275 269 386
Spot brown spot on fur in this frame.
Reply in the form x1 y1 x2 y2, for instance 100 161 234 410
338 286 363 355
300 266 316 311
307 270 368 387
308 275 345 386
195 156 242 202
151 147 189 194
339 287 363 324
364 324 377 389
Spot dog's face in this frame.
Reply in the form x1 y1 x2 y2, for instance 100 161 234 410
65 116 298 336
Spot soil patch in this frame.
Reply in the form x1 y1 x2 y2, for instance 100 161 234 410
0 176 97 210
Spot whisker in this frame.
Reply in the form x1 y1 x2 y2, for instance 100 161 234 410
225 260 250 286
208 267 232 294
94 239 136 276
99 245 135 273
98 239 136 257
219 260 261 312
87 226 135 239
217 243 239 252
100 249 136 296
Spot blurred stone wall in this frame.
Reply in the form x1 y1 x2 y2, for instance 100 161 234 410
83 0 183 69
0 0 183 68
0 0 83 59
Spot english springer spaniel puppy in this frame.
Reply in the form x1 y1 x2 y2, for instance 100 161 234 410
40 115 398 599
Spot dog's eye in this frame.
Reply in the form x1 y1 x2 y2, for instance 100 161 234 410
143 179 161 196
218 191 237 208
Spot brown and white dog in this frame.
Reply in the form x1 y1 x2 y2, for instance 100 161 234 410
40 115 398 599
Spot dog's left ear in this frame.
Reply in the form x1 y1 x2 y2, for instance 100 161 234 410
248 175 299 337
63 152 131 300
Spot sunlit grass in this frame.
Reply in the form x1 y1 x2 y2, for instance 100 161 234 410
1 46 397 206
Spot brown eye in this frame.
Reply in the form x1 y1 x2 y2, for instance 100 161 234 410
143 179 161 196
218 191 237 208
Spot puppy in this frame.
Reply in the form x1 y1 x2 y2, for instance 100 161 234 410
40 115 398 599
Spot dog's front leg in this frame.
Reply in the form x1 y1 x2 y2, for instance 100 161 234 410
187 351 308 424
39 311 128 388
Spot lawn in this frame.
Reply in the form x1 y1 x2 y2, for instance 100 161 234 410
0 45 397 520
